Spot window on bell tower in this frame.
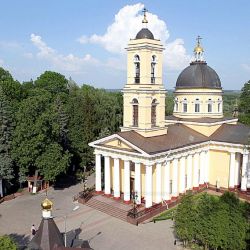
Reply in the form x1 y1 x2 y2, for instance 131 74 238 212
134 55 140 84
151 99 157 127
151 55 156 84
132 98 139 127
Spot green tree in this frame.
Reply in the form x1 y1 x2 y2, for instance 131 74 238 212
0 87 14 196
0 235 17 250
175 193 197 247
34 71 68 95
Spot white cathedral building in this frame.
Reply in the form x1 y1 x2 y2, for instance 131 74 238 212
89 12 250 209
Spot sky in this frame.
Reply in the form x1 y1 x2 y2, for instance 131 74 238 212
0 0 250 90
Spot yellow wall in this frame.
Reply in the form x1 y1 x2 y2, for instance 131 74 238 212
105 139 133 150
185 124 221 136
209 149 230 188
152 164 156 202
141 164 146 198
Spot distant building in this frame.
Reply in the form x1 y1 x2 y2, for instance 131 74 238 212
90 10 250 208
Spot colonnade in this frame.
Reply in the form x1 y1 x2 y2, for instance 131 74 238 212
95 150 210 208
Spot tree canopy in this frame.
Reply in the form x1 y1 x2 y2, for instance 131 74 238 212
0 67 123 193
174 192 249 250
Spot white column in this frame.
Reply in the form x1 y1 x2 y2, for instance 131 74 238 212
124 160 130 202
204 151 209 184
113 158 120 198
199 151 205 185
135 162 141 204
156 162 162 203
193 153 199 188
172 158 179 197
229 152 235 188
104 156 111 195
179 156 186 193
234 153 240 187
241 152 249 191
145 165 153 208
163 160 170 201
187 154 193 189
95 154 102 192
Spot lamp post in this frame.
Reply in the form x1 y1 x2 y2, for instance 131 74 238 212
64 205 79 247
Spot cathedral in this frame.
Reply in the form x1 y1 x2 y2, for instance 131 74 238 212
89 12 250 209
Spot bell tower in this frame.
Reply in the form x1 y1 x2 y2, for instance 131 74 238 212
121 9 167 137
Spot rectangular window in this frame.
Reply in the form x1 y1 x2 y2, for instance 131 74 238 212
208 103 212 112
151 105 156 127
195 103 200 112
133 105 138 127
183 103 187 112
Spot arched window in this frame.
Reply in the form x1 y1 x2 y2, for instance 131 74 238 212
195 98 200 113
134 55 140 83
208 99 212 113
175 98 179 112
183 98 187 113
151 99 157 127
132 98 139 127
151 55 156 84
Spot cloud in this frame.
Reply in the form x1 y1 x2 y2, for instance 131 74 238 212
30 34 100 73
242 63 250 72
0 59 4 66
78 3 190 71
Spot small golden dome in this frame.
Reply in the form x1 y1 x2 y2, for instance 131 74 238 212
41 198 53 210
194 45 204 53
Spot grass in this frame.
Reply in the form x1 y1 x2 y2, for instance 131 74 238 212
153 207 177 222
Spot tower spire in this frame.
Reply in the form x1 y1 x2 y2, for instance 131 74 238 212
193 35 204 62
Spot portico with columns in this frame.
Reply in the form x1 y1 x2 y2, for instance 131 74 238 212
89 10 250 209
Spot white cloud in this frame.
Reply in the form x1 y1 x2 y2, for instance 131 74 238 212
30 33 100 73
77 35 89 44
242 63 250 72
78 3 190 71
0 59 4 66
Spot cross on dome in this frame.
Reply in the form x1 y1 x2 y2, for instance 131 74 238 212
142 7 148 24
194 35 205 62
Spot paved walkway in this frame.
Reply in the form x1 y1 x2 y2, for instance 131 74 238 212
0 176 182 249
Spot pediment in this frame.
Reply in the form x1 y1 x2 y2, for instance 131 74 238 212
89 134 147 156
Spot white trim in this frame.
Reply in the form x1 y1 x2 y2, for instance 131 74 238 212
165 118 238 126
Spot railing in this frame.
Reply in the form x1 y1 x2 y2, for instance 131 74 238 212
127 202 164 219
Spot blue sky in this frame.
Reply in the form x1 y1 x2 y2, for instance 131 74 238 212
0 0 250 90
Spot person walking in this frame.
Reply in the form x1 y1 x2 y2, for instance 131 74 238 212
31 224 36 237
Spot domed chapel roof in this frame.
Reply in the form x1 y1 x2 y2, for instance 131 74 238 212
176 36 221 89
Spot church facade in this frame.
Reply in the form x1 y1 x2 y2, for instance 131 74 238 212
89 13 250 209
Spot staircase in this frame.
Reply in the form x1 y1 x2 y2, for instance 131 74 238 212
85 195 131 222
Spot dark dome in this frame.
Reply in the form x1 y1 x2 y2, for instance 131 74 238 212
176 62 221 89
135 28 154 40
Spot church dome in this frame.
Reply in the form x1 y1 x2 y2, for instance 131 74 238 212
135 28 154 40
176 61 221 89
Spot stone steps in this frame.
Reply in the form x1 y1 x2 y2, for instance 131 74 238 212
86 197 129 222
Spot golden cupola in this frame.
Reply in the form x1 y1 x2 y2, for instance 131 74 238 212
41 197 53 219
41 198 53 210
